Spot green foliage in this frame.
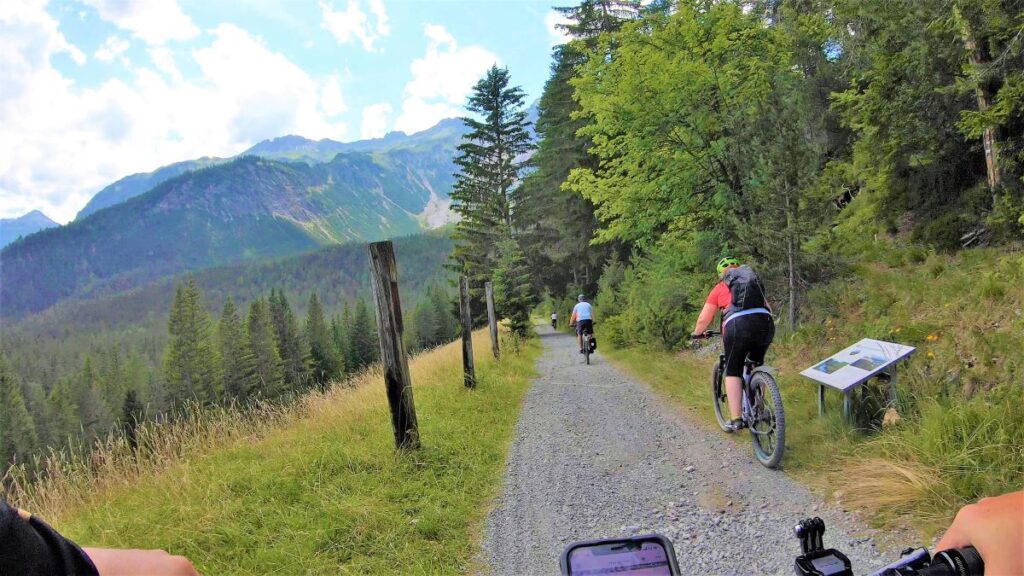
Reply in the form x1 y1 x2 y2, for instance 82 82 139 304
164 278 219 410
0 354 39 467
305 293 343 389
246 298 283 400
449 66 533 321
218 298 254 403
347 299 379 372
269 289 311 394
492 238 538 337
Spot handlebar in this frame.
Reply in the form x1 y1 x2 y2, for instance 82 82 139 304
688 330 721 340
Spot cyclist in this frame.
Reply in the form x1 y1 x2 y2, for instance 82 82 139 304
569 294 594 354
690 256 774 432
551 311 558 330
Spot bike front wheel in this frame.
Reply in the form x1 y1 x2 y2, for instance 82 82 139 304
748 371 785 468
711 362 730 432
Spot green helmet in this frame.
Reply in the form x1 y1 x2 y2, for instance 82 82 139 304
716 256 741 276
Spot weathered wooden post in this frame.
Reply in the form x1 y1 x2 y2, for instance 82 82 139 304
485 281 499 360
367 241 420 449
459 276 476 388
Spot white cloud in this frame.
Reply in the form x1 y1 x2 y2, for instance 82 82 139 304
321 74 347 116
545 10 573 46
320 0 390 52
394 24 496 134
0 11 349 223
94 35 129 64
83 0 198 45
147 47 182 82
360 102 391 139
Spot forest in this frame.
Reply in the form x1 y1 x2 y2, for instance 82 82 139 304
0 233 458 474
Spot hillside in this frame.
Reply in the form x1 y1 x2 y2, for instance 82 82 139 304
75 157 227 220
9 331 538 575
1 232 453 415
0 154 453 319
0 210 58 248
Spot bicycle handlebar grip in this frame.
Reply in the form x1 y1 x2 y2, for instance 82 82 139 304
917 547 983 576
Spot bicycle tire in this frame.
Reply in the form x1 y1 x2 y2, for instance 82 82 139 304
584 334 591 365
711 362 730 432
748 371 785 469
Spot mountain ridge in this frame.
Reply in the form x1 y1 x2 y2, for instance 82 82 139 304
0 210 58 248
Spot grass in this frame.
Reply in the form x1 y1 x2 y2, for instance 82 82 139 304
603 247 1024 537
7 330 538 575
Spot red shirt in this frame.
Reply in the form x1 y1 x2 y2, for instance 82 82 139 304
706 281 731 310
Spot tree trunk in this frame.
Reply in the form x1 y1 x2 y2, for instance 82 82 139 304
785 188 797 333
957 5 1002 199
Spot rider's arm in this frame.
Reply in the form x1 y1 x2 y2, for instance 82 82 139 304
691 303 718 336
569 310 578 325
84 548 199 576
933 490 1023 575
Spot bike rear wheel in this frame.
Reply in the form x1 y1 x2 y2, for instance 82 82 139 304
748 371 785 468
711 362 730 431
584 334 591 365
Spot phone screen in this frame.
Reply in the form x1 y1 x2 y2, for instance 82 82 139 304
567 539 673 575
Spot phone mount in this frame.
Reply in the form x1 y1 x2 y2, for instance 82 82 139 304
794 517 853 576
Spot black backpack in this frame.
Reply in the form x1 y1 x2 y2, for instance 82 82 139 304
722 265 767 318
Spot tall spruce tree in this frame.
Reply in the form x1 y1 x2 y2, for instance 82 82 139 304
306 292 343 388
164 278 218 410
246 298 283 399
0 354 39 469
269 289 310 393
493 237 539 337
449 65 534 320
347 298 379 371
121 389 144 451
218 297 254 402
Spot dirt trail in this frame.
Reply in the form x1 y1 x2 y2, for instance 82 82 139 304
481 326 887 575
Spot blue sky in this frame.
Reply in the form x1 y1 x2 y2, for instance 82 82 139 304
1 0 570 223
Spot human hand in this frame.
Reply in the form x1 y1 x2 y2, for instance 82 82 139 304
933 490 1023 576
84 547 201 576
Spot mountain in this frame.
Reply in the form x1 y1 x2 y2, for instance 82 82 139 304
74 118 470 221
0 210 58 248
76 157 227 220
0 150 456 319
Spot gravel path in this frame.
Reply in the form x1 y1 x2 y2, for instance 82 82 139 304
481 326 889 575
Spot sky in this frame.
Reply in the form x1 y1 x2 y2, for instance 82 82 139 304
0 0 572 223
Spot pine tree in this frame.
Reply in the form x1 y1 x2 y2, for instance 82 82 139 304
0 354 39 468
330 314 348 375
246 298 283 399
121 389 144 451
163 278 218 410
449 65 534 321
306 292 343 389
348 298 379 371
218 297 254 402
429 285 458 344
493 237 539 338
74 356 112 445
45 379 79 450
269 289 310 393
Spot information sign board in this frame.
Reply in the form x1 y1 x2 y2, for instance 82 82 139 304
800 338 916 392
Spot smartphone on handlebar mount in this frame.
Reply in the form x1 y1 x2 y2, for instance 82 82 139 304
560 534 680 576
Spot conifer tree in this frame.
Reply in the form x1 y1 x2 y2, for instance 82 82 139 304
449 65 533 320
429 285 458 344
347 298 379 371
246 298 283 399
330 314 348 374
268 289 310 393
164 278 218 410
493 237 539 337
74 356 112 445
0 354 39 468
340 303 356 370
305 292 342 388
218 298 254 402
121 389 144 451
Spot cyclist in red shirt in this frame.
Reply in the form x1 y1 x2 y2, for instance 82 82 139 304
690 256 775 432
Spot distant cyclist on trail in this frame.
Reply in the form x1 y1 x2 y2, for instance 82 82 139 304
690 257 774 432
569 294 594 354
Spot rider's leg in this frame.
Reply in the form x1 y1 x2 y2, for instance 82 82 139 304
577 330 582 351
725 376 743 420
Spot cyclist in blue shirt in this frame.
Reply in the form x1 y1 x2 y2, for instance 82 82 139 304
569 294 594 354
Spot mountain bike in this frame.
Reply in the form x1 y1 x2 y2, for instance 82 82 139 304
582 327 593 365
694 330 785 468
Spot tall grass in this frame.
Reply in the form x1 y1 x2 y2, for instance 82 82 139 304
605 247 1024 535
4 329 539 574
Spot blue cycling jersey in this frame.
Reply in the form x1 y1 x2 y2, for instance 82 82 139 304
572 302 593 321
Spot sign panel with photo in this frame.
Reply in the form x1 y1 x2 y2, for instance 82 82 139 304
801 338 916 392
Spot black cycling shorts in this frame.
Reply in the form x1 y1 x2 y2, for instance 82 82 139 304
723 313 775 377
576 319 593 335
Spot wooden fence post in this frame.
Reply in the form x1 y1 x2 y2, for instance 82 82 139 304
485 281 499 360
367 241 420 449
459 276 476 388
